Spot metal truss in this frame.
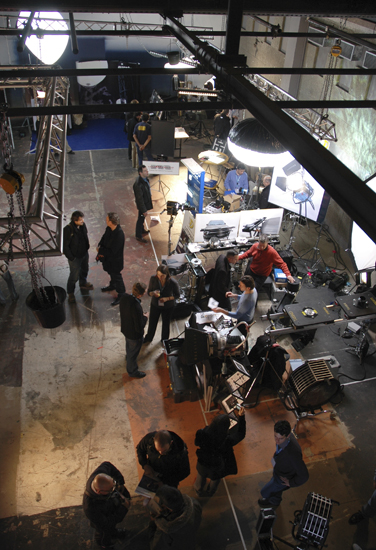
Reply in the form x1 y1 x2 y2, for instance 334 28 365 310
245 73 337 142
0 73 69 259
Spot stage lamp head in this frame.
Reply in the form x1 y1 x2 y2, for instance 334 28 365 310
228 118 292 167
287 171 304 192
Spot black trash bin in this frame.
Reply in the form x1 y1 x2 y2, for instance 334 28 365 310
26 286 66 329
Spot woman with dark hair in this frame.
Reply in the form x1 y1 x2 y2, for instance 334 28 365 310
213 109 231 141
143 265 180 343
212 274 257 335
193 409 246 497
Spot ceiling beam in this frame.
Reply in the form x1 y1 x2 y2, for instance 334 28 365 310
3 2 376 16
1 67 376 80
164 15 376 244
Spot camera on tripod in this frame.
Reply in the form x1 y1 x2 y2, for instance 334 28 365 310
166 201 196 217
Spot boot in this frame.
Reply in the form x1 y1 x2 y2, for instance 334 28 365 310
68 293 76 303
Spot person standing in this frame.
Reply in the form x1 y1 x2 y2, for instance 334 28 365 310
133 113 153 166
149 485 202 550
63 210 93 304
143 265 180 344
0 260 19 305
349 468 376 525
119 282 148 379
83 461 131 549
259 175 277 209
124 99 139 161
224 163 249 195
209 249 239 310
212 275 257 334
213 109 231 141
126 111 142 168
194 408 246 497
259 420 309 508
238 234 295 293
133 165 153 243
136 429 190 488
97 213 125 306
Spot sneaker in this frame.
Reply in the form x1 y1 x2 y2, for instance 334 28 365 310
101 286 115 292
111 296 122 306
80 282 94 290
136 237 148 243
68 293 76 303
349 511 365 525
129 370 146 378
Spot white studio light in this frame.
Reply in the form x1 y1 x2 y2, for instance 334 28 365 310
17 11 69 65
164 61 195 69
227 138 293 168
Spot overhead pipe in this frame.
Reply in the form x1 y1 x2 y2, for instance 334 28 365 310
17 11 35 53
69 13 79 55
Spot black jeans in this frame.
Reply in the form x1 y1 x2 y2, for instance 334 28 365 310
67 253 89 294
108 271 126 296
247 268 267 294
145 304 173 342
135 211 146 239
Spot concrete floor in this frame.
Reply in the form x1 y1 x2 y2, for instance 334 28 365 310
0 117 376 550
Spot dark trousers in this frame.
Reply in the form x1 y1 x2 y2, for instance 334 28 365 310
128 140 132 160
108 271 126 296
247 268 267 294
135 211 146 239
216 294 231 310
194 467 221 496
145 304 173 342
67 253 89 294
91 508 128 546
0 269 19 304
260 473 290 507
125 337 143 375
136 144 153 166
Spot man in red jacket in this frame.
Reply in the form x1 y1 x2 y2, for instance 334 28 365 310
238 234 294 293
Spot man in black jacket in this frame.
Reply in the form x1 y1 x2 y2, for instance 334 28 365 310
83 461 131 549
136 430 190 488
119 282 148 379
259 420 309 508
97 213 125 306
63 210 93 303
133 165 153 243
209 249 238 309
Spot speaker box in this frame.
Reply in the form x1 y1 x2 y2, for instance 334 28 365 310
151 121 175 157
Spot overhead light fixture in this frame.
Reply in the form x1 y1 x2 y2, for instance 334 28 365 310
177 89 218 98
167 50 180 65
36 90 46 98
17 11 69 65
228 118 292 167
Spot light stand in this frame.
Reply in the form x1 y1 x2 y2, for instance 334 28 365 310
189 113 212 143
299 223 325 271
150 174 170 200
284 213 302 257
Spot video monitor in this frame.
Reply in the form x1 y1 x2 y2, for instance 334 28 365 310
269 156 330 223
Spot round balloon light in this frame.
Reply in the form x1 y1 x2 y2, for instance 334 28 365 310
17 11 69 65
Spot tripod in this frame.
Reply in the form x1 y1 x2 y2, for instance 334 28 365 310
299 223 325 271
189 117 212 143
243 347 284 407
150 174 170 201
